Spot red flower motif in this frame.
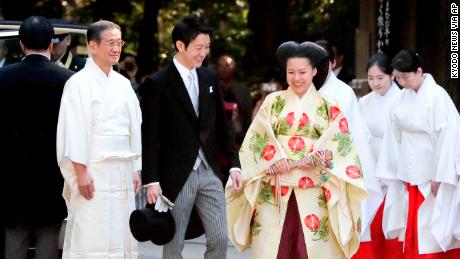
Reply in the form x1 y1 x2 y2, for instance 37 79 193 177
261 145 276 161
298 113 309 127
304 214 320 231
286 112 295 126
288 137 305 152
329 106 341 121
307 145 314 154
272 186 290 198
346 165 361 179
298 176 315 188
339 118 349 133
324 188 331 202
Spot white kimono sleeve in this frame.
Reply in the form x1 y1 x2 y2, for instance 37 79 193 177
128 92 142 172
375 111 407 240
56 81 92 172
429 93 460 251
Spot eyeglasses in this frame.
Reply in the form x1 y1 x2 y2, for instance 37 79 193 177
103 40 125 48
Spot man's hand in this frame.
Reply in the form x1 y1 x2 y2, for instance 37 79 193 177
76 170 94 200
431 181 440 197
146 184 162 204
230 170 243 193
133 171 142 194
73 162 94 200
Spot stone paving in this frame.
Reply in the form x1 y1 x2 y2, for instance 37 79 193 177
138 235 251 259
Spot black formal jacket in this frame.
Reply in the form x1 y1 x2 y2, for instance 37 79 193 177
0 54 74 227
59 50 86 72
139 62 240 237
140 62 240 199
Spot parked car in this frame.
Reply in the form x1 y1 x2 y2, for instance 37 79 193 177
0 20 88 68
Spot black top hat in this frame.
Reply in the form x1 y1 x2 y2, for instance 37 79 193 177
129 206 176 245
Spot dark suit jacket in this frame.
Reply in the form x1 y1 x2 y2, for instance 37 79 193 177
139 62 240 237
0 54 74 227
59 50 86 72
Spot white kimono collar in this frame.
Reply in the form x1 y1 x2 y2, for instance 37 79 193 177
85 58 115 79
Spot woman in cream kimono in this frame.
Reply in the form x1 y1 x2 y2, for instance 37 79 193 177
376 49 460 257
353 53 402 259
226 41 367 259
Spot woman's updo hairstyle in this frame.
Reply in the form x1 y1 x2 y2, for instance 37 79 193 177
276 41 328 69
391 49 423 72
367 53 392 75
276 41 329 89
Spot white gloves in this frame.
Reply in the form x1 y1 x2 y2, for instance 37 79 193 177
154 195 175 212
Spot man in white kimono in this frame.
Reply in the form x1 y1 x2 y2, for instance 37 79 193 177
315 40 383 241
56 20 142 259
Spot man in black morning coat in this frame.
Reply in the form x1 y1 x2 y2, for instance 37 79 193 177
0 16 73 259
139 16 243 259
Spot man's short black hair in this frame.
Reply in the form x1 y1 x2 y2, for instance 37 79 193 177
19 16 54 51
86 20 121 44
315 40 335 63
171 15 213 51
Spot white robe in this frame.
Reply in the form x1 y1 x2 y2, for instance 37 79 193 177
375 74 460 253
359 82 401 162
57 58 142 259
319 73 383 241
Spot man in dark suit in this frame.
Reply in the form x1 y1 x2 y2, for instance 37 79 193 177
332 44 355 84
51 33 86 72
0 16 74 259
140 16 242 259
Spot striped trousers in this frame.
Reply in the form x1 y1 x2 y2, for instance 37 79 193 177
163 162 228 259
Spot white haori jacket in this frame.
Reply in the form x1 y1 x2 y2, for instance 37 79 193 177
320 73 383 241
375 74 460 253
359 82 401 162
57 58 142 258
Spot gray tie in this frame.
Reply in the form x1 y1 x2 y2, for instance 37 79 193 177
187 72 199 114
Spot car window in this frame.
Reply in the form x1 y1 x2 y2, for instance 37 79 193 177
0 21 88 68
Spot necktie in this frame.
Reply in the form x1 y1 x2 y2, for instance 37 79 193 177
187 72 199 114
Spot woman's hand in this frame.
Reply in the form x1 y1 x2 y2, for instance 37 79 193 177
273 158 291 174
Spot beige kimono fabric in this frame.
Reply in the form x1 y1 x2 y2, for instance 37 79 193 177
226 86 367 259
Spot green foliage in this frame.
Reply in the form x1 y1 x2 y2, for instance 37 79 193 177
354 155 362 172
156 0 250 67
316 99 330 121
332 132 352 157
317 193 327 209
249 133 269 161
276 119 291 135
252 221 262 236
271 95 286 118
309 124 324 139
312 217 329 242
257 182 275 206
